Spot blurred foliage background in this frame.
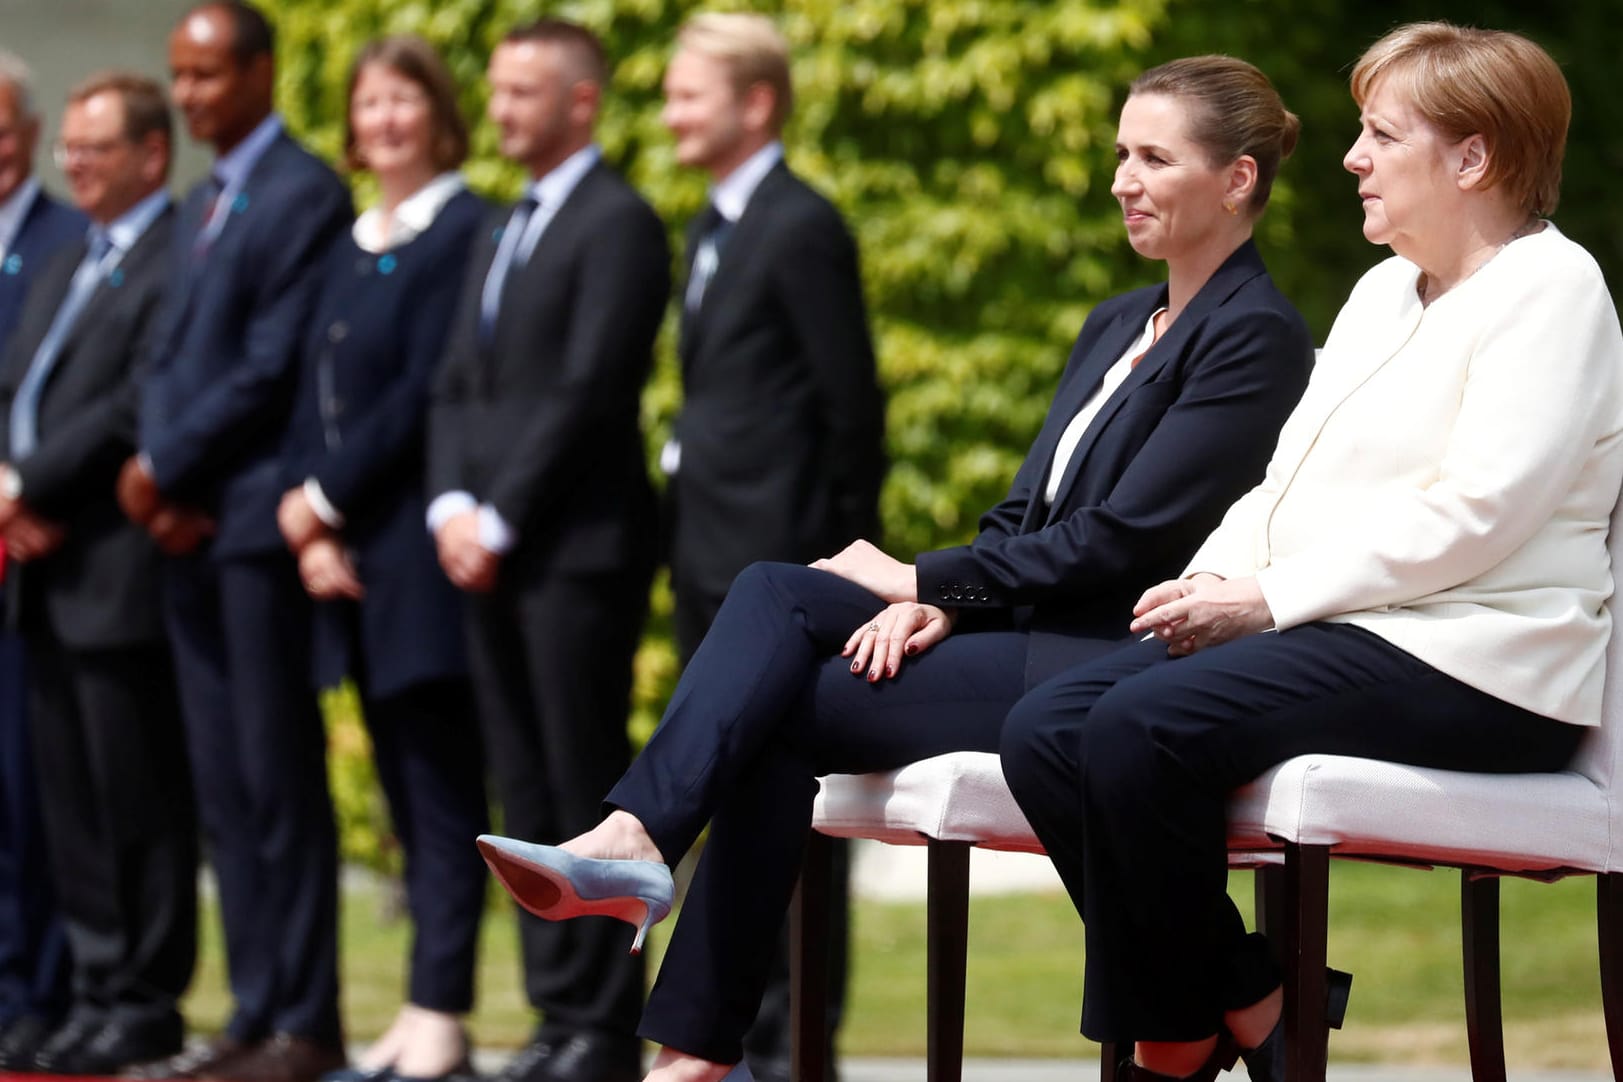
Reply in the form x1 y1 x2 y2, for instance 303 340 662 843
257 0 1623 866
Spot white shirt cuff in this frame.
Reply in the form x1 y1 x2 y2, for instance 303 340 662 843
477 504 517 555
659 437 681 476
426 490 477 534
303 478 345 529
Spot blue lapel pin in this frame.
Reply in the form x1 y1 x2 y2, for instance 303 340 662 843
109 268 125 288
378 253 397 275
232 193 250 214
2 254 20 275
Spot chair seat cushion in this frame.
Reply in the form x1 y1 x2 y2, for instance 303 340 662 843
1229 754 1612 873
814 750 1614 874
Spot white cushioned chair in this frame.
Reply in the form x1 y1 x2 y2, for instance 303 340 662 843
790 496 1623 1082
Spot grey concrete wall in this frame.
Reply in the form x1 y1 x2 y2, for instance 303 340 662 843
1 0 215 199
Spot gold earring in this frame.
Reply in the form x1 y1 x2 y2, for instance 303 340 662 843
1223 200 1239 216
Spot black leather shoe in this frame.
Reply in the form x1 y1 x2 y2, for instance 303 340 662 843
126 1033 258 1079
0 1014 55 1070
537 1032 639 1082
67 1013 185 1075
488 1035 561 1082
1232 967 1354 1082
32 1009 109 1073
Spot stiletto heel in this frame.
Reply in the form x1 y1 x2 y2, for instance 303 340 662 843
476 834 675 955
1325 966 1353 1029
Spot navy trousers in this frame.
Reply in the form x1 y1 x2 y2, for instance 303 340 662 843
0 629 69 1025
608 562 1123 1064
363 677 487 1013
999 624 1586 1044
163 553 340 1045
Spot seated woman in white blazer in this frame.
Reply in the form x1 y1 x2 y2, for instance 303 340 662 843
999 21 1623 1082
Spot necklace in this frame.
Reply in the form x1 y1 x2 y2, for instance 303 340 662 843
1418 218 1544 307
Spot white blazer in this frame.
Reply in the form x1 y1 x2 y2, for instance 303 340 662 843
1187 224 1623 725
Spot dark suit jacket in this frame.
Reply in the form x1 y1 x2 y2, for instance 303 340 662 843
281 188 487 699
0 188 88 356
428 162 669 584
0 207 174 648
671 162 885 600
915 240 1313 687
140 130 351 559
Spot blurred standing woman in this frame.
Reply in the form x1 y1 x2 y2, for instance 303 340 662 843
479 56 1313 1082
277 35 489 1082
1001 23 1622 1082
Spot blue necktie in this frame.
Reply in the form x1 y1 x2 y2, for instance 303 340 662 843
479 194 540 344
10 230 114 460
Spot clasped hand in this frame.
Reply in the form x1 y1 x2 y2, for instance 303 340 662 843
842 601 956 682
1129 573 1273 657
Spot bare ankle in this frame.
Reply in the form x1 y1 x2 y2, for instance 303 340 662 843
643 1045 734 1082
1223 985 1282 1049
563 811 665 864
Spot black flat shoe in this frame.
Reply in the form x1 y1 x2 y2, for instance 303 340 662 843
1234 967 1354 1082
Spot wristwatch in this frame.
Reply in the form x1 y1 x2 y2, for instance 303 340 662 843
0 465 20 501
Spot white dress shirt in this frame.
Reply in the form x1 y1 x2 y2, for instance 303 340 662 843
1186 224 1623 725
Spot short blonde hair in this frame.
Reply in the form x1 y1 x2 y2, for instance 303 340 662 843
676 13 793 133
1350 22 1568 216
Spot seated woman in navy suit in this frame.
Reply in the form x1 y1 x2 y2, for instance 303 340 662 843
998 23 1618 1082
481 56 1314 1082
275 35 489 1082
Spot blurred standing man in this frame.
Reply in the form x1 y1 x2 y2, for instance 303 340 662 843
116 4 351 1080
659 15 884 1080
0 71 194 1075
0 46 83 1073
428 19 668 1082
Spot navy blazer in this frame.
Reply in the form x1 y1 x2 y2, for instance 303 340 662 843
0 188 87 355
141 130 351 559
671 162 886 599
915 240 1313 687
0 208 174 648
428 162 669 584
281 188 487 699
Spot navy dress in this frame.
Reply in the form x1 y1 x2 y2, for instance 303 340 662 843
282 186 489 1012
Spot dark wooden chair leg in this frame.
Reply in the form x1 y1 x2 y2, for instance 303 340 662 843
1461 872 1507 1082
790 831 833 1082
1098 1041 1123 1082
1255 862 1286 941
926 839 970 1082
1280 843 1330 1082
1599 873 1623 1079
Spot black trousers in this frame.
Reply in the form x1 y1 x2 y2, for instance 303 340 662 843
466 569 649 1040
363 677 488 1014
163 553 340 1045
610 562 1123 1064
999 624 1586 1044
0 628 69 1024
26 637 195 1024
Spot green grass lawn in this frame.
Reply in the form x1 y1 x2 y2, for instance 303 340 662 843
181 861 1610 1068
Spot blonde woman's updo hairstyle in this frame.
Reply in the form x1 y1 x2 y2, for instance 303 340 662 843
1350 22 1569 217
1129 55 1300 216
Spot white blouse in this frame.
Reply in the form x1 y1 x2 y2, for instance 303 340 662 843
1187 224 1623 725
1043 308 1164 505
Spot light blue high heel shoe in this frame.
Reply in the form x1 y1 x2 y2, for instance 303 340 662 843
475 834 674 954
